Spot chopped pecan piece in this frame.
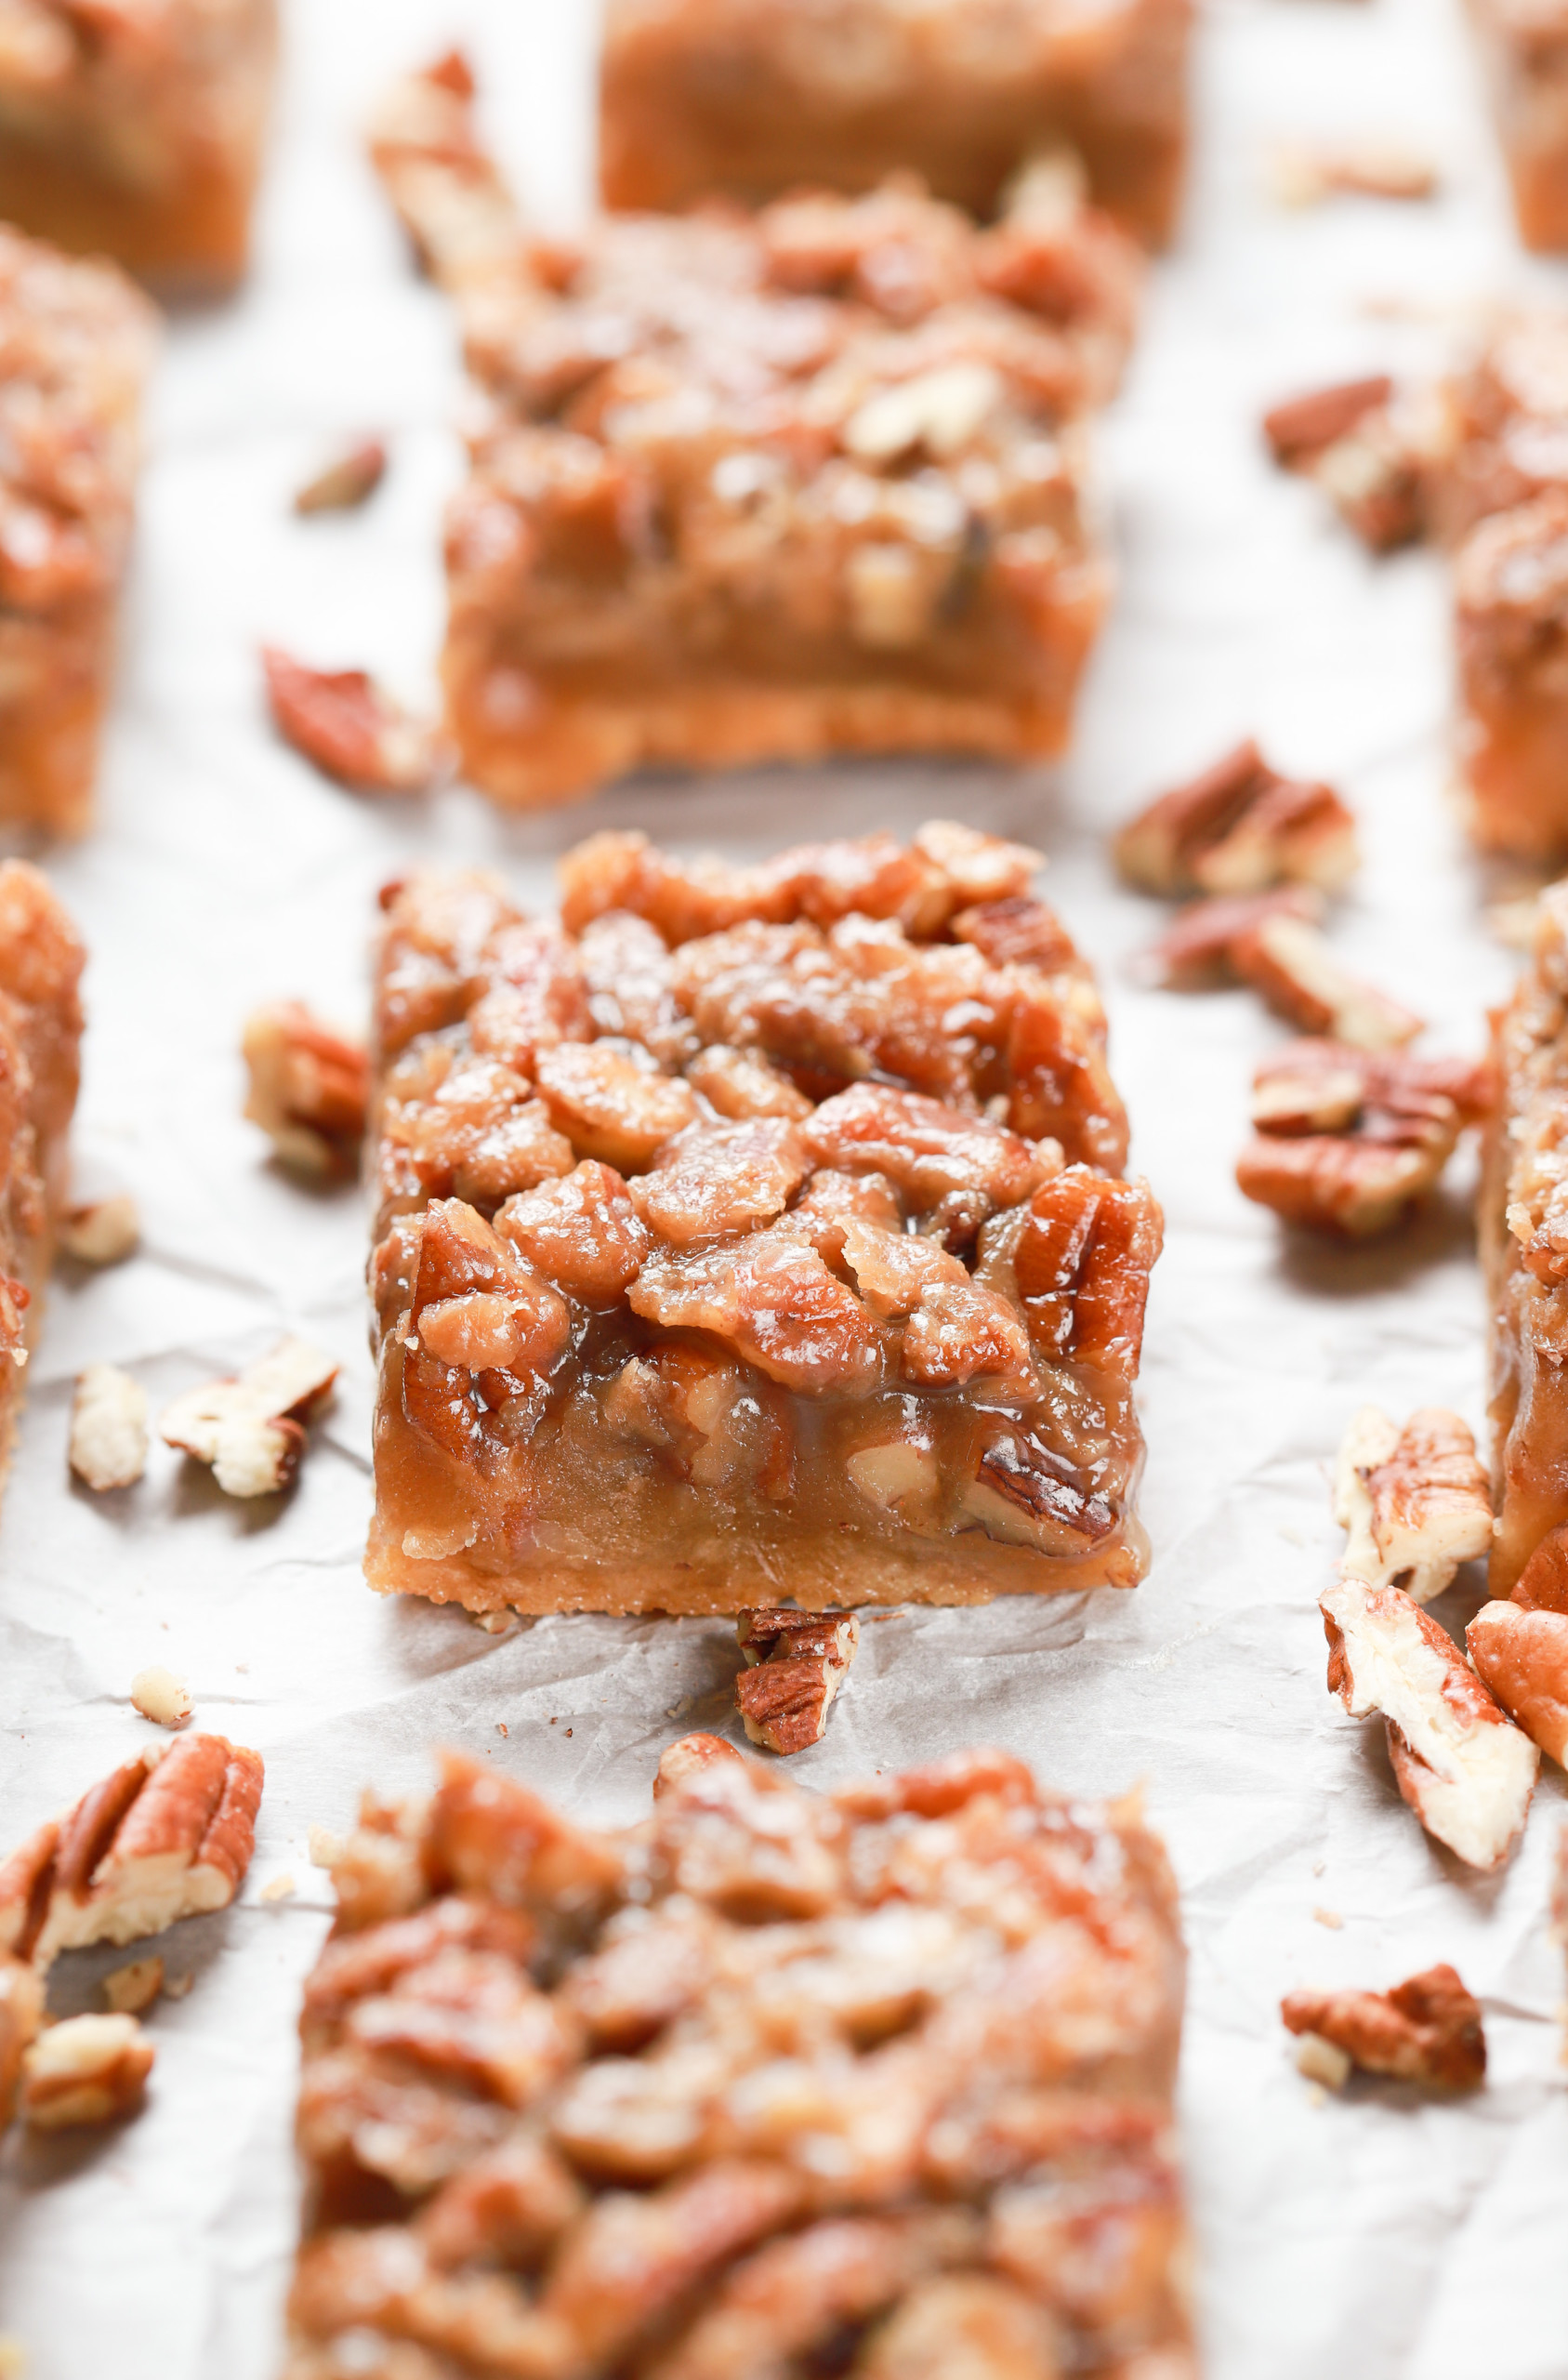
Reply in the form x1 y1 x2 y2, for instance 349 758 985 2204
1138 886 1323 989
1007 1167 1164 1377
160 1335 339 1498
1230 912 1422 1051
294 435 388 515
1238 1040 1486 1236
1282 1964 1484 2091
1334 1406 1493 1602
262 647 444 795
1320 1577 1538 1869
0 1734 263 1970
57 1194 139 1266
803 1083 1055 1248
629 1231 884 1395
1263 376 1429 552
684 1042 813 1122
69 1361 148 1491
495 1161 648 1303
103 1955 165 2016
534 1040 699 1172
243 1002 369 1181
1262 376 1394 467
0 1957 42 2127
131 1665 192 1729
653 1733 746 1799
733 1607 861 1755
631 1117 811 1245
1272 141 1439 206
1114 739 1360 898
21 2012 153 2131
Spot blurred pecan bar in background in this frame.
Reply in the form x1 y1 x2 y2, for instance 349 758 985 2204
0 0 276 291
1470 0 1568 252
371 59 1141 809
0 862 83 1489
1483 879 1568 1593
286 1737 1196 2378
0 226 153 836
599 0 1192 246
367 823 1161 1617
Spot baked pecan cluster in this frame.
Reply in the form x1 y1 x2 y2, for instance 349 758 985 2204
367 825 1161 1612
285 1737 1195 2378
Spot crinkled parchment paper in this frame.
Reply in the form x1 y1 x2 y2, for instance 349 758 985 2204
2 0 1566 2372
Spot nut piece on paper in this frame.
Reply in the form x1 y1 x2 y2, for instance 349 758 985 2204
1113 740 1360 897
294 436 387 516
1238 1039 1488 1236
652 1731 746 1798
1281 1963 1485 2091
1230 912 1422 1051
21 2012 153 2131
243 1002 369 1182
1320 1576 1538 1869
1271 140 1439 208
0 1957 43 2127
1138 886 1323 989
160 1335 339 1498
1262 374 1430 552
262 647 444 795
103 1954 164 2016
0 1734 264 1970
284 1739 1196 2376
1334 1406 1493 1603
733 1607 860 1754
57 1194 138 1266
69 1363 149 1491
131 1666 192 1728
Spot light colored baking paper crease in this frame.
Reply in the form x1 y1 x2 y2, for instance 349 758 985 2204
2 0 1567 2373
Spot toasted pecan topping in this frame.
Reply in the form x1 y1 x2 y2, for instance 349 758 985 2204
1282 1964 1483 2091
243 1002 369 1181
734 1607 860 1755
1334 1407 1492 1603
263 647 444 795
1114 740 1360 897
1320 1577 1537 1869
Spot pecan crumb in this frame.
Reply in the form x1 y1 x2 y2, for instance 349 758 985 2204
58 1193 138 1266
21 2012 154 2130
733 1606 860 1755
243 1003 368 1182
1238 1039 1488 1236
262 647 444 794
1312 1906 1344 1930
294 435 388 515
69 1363 148 1492
1114 740 1360 897
1294 2030 1351 2088
131 1667 192 1729
160 1336 339 1499
1262 375 1429 550
1272 140 1439 208
1335 1406 1493 1602
164 1972 193 2001
103 1954 163 2016
260 1873 296 1905
1282 1964 1485 2090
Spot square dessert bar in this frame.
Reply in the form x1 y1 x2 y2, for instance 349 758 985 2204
1470 0 1568 251
0 224 155 836
600 0 1192 248
366 823 1161 1617
371 60 1142 810
1483 879 1568 1593
0 860 85 1485
286 1736 1196 2380
0 0 277 292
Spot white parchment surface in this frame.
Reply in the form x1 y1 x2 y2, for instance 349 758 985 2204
2 0 1567 2372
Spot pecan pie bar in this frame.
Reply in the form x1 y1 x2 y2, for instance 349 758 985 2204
1470 0 1568 251
366 824 1161 1616
0 224 154 837
0 860 84 1488
285 1735 1196 2379
371 59 1142 809
0 0 277 291
599 0 1193 247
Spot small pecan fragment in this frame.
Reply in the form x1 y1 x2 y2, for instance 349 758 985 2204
0 1957 42 2127
0 1735 264 1972
1238 1040 1486 1236
1272 142 1439 207
21 2012 154 2130
1230 913 1422 1051
160 1336 340 1498
1138 886 1323 988
57 1194 138 1266
262 647 443 795
1320 1577 1537 1869
132 1667 192 1729
103 1954 164 2016
1263 376 1429 551
1263 377 1394 469
294 435 388 515
1334 1406 1493 1603
69 1362 148 1491
733 1608 861 1756
653 1733 746 1799
1113 740 1360 896
1282 1964 1484 2091
243 1002 369 1181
